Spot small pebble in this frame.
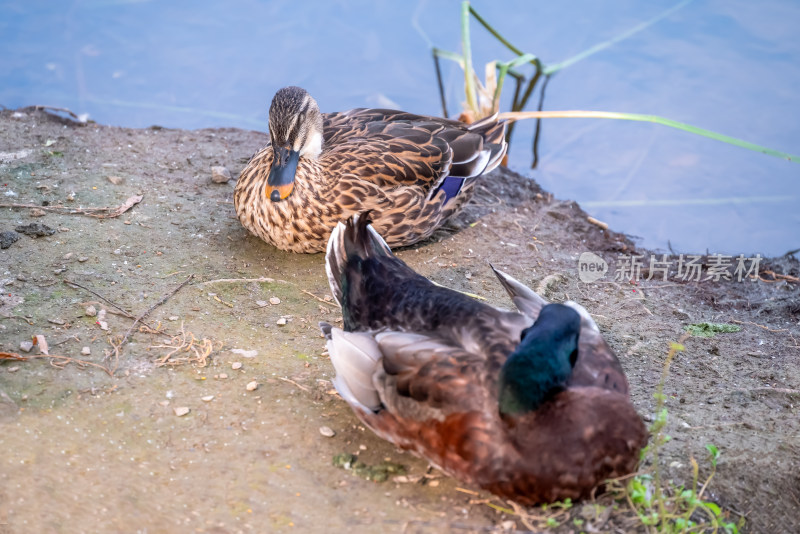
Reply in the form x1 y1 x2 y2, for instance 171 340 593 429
63 252 73 260
276 317 287 326
15 223 55 237
174 407 190 417
107 175 124 185
7 366 19 373
0 231 20 250
269 297 281 305
81 346 91 356
29 208 46 217
98 320 109 331
246 381 259 391
256 300 268 307
319 426 335 438
168 315 179 321
428 480 440 488
159 400 170 407
53 267 66 274
218 373 229 379
201 395 214 402
19 340 33 353
231 362 243 370
97 309 107 321
78 256 89 262
210 165 232 183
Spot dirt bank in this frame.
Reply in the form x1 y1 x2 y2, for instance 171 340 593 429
1 108 798 533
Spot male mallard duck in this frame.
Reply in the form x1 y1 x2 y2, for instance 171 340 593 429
234 86 507 253
320 214 647 504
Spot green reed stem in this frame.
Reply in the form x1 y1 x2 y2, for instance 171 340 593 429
468 4 542 73
498 110 799 162
461 2 478 114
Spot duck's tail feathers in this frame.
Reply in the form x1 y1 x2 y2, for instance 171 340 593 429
325 211 392 306
467 113 507 175
490 264 549 320
320 322 382 413
431 116 508 203
445 115 507 179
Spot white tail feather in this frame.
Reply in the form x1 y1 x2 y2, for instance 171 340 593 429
325 221 347 306
327 328 383 412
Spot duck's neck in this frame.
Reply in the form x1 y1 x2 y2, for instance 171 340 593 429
498 305 580 415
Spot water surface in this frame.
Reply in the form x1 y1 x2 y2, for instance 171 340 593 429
2 0 798 255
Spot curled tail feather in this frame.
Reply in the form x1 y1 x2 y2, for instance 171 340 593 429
325 211 392 306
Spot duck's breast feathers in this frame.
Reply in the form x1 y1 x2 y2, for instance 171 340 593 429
495 387 647 502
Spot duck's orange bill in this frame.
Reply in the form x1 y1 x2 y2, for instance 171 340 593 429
267 183 294 202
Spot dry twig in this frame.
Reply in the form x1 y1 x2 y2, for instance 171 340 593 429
120 274 194 346
278 376 310 392
64 279 136 319
0 194 143 219
196 277 280 286
300 289 338 307
1 351 113 376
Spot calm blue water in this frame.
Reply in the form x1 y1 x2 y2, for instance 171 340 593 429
2 0 798 256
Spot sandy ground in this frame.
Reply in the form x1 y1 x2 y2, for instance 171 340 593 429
0 108 798 533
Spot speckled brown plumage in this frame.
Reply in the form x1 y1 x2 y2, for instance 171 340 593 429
234 87 506 253
320 215 647 504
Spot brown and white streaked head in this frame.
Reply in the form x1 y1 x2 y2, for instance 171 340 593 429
266 86 324 202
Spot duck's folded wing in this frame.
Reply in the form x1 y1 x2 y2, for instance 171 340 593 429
563 301 630 395
372 330 490 418
322 112 505 200
321 134 453 191
324 322 491 419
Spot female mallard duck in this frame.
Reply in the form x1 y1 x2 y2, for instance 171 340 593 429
234 86 507 253
320 214 647 504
